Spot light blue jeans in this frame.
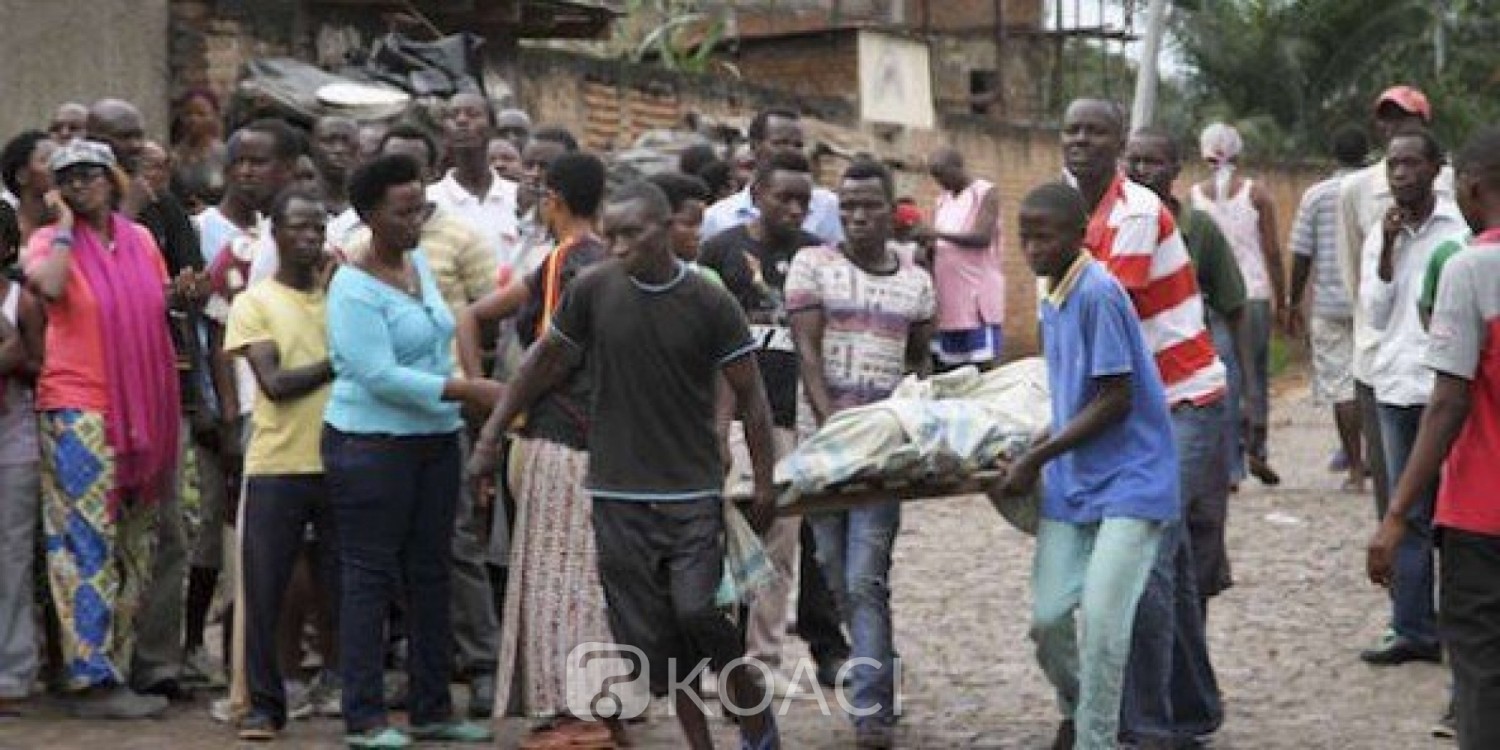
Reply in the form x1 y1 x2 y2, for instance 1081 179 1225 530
1032 518 1163 749
811 501 901 728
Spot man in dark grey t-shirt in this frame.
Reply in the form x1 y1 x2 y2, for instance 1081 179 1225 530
471 181 782 749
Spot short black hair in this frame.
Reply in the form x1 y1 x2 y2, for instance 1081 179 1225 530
607 179 672 223
678 143 719 176
696 159 733 197
1021 182 1089 233
754 150 811 186
544 152 607 218
840 158 894 202
1389 125 1443 164
1129 125 1182 163
647 171 710 213
1454 125 1500 189
349 154 423 218
269 185 326 228
1 130 48 195
236 118 307 162
748 107 800 144
1331 125 1370 168
380 122 439 166
531 125 579 153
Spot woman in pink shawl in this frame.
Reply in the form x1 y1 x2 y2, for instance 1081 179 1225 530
24 139 183 719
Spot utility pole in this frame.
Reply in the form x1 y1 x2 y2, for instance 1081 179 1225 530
1129 0 1169 131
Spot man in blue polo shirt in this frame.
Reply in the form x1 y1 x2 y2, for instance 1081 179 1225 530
994 182 1179 750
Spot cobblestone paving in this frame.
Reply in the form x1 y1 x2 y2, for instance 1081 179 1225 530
0 384 1450 749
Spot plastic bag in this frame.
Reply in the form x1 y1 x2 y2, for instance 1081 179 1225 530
715 503 779 607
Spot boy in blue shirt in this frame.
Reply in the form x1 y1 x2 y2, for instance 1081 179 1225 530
993 183 1179 749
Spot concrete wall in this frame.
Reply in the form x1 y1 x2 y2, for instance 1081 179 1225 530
0 0 172 141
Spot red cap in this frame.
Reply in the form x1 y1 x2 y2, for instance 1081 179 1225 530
893 203 923 230
1375 85 1432 122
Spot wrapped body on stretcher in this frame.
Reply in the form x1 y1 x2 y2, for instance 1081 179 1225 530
731 358 1051 534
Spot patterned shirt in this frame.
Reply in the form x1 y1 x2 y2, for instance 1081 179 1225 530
1072 173 1226 407
785 243 934 411
1290 170 1353 319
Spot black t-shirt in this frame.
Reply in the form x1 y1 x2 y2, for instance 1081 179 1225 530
551 260 755 498
517 235 607 449
699 225 822 428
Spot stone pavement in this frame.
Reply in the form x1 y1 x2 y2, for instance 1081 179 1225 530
0 382 1450 749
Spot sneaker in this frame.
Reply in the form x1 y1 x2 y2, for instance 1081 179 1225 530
1358 636 1441 666
286 679 314 721
209 696 234 724
66 686 169 720
237 711 280 741
181 648 225 688
345 726 413 749
467 672 495 719
409 720 494 743
1432 703 1457 739
307 670 343 717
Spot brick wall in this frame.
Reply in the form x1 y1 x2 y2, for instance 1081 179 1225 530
169 0 305 114
734 34 860 104
520 50 1327 360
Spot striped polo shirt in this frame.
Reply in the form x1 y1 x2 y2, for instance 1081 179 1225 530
1077 174 1226 406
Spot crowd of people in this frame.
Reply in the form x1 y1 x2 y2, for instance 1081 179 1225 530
0 77 1496 750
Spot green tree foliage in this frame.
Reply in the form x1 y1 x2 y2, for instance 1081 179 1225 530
1171 0 1500 158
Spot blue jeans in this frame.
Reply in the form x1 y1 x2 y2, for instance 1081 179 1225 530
811 501 900 727
1121 402 1225 743
324 427 462 733
1209 314 1245 485
1377 403 1439 649
1033 518 1162 750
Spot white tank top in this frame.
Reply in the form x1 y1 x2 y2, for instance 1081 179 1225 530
1192 179 1271 301
0 280 38 466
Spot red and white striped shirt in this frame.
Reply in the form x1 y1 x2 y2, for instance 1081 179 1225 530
1079 174 1226 406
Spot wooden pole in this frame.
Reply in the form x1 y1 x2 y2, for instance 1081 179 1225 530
1129 0 1169 131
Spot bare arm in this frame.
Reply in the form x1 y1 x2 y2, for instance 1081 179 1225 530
905 319 934 379
457 278 530 378
1252 183 1286 310
790 307 835 426
935 188 1000 250
723 354 778 532
474 333 578 450
239 341 334 402
997 373 1134 496
1367 373 1471 586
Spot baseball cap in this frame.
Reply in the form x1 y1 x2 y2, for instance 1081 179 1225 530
1374 85 1432 122
48 139 117 173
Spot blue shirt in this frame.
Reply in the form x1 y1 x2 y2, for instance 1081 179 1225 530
700 185 844 246
1039 255 1179 523
325 251 462 435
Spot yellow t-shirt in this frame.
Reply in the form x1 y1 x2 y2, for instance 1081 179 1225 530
224 279 331 476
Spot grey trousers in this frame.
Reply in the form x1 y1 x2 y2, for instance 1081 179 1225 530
0 462 40 698
452 434 499 677
129 418 192 688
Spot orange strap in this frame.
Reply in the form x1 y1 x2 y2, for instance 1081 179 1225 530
537 234 589 339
